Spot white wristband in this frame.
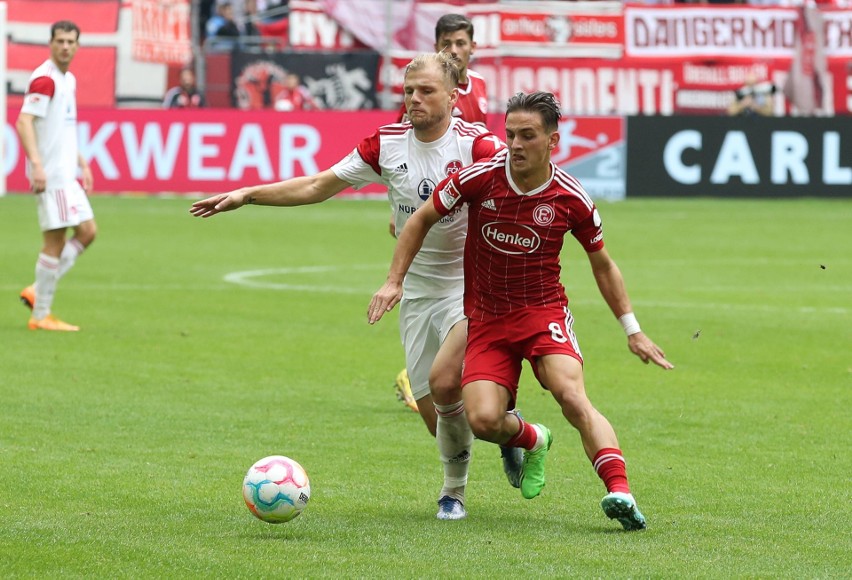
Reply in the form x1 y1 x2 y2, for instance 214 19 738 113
619 313 641 336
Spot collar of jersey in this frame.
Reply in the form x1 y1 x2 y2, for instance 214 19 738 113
505 160 555 196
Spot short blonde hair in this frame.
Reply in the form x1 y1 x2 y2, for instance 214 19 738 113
403 52 460 90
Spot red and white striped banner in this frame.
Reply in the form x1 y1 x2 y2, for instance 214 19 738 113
131 0 192 64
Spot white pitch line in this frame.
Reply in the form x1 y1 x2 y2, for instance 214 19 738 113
223 264 386 294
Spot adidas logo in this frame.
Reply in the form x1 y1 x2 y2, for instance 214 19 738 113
393 163 408 174
448 450 471 463
481 199 497 211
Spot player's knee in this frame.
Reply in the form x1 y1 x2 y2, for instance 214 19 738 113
553 387 593 424
428 369 460 403
464 408 502 441
77 221 97 246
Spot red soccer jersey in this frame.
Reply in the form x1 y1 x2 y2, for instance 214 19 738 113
432 149 604 320
396 69 488 126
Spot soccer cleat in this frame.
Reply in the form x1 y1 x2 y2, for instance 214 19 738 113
436 496 466 520
28 314 80 332
500 444 523 489
20 285 35 310
393 368 418 412
499 409 524 489
601 492 647 531
520 424 552 499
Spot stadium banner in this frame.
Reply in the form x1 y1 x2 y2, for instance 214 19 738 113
130 0 192 65
624 5 799 59
3 108 396 194
3 107 623 198
487 114 626 201
625 116 852 198
296 1 623 55
380 54 852 117
624 4 852 59
286 0 371 50
230 50 381 111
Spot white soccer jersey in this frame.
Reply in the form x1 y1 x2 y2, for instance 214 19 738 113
332 118 504 300
20 59 79 186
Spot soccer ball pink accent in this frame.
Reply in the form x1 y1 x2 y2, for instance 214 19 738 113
243 455 311 523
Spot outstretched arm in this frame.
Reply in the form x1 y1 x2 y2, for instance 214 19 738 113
189 169 350 218
587 248 674 369
368 200 443 324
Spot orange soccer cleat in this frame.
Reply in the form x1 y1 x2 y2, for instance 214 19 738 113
393 369 419 412
28 314 80 332
20 285 35 310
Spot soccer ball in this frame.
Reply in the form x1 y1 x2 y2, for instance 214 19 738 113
243 455 311 523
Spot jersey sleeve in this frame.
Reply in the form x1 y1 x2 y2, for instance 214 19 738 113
432 174 464 217
330 131 383 189
21 76 55 117
571 204 605 253
471 133 505 161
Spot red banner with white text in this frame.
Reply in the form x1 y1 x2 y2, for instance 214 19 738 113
5 109 397 194
131 0 193 64
379 53 852 117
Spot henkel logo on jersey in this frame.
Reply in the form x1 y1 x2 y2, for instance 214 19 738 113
482 222 541 255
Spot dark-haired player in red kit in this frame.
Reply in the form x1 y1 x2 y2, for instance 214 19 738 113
369 92 674 530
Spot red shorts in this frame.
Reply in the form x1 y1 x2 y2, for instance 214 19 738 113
462 306 583 405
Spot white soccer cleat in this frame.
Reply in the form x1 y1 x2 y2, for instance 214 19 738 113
436 496 466 520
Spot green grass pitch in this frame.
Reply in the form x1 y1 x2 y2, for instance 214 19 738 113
1 194 850 577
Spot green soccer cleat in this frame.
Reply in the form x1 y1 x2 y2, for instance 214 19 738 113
519 424 552 499
601 492 647 531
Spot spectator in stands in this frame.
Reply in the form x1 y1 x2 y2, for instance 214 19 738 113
273 73 320 111
163 67 206 109
728 73 776 117
242 0 260 37
206 0 241 49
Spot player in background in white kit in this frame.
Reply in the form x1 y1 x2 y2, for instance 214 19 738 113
190 52 515 520
17 21 96 331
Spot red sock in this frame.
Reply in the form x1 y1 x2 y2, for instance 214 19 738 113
592 448 630 494
504 419 539 450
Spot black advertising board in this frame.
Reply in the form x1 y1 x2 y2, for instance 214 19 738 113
626 116 852 198
230 50 381 111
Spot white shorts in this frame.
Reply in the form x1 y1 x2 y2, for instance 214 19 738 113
399 294 465 401
36 181 94 232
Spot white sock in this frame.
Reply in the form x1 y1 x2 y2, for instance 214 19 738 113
57 238 85 280
33 253 60 320
434 400 473 492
